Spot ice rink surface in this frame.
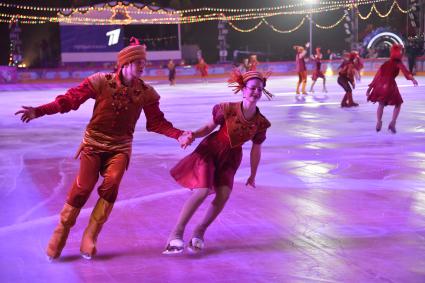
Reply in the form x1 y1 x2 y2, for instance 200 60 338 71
1 75 425 282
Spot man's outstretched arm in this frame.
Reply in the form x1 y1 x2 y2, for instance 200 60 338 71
15 78 96 123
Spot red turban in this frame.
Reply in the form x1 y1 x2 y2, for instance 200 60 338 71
117 37 146 67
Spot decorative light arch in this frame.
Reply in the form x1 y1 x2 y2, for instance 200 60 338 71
366 32 404 49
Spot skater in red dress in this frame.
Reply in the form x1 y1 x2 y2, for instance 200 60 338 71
293 43 309 95
248 54 259 71
338 51 363 107
310 47 327 93
366 44 418 133
163 70 272 254
196 58 209 82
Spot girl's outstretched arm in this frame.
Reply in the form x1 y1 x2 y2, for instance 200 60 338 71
398 62 418 86
246 143 262 188
192 118 218 139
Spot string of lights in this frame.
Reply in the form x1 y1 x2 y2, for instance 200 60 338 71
374 1 397 18
357 0 412 19
227 20 264 33
0 0 398 20
262 17 307 33
0 12 285 24
0 4 365 25
0 0 391 14
0 18 46 24
53 1 390 18
0 2 174 15
313 13 348 29
357 7 374 19
228 17 307 33
310 0 411 30
394 1 413 13
0 0 413 28
53 3 352 26
0 6 347 25
267 0 410 32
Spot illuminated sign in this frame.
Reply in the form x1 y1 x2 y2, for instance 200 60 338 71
106 29 121 46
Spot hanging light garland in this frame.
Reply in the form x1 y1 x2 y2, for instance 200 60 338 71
0 0 414 30
228 17 307 33
1 7 342 25
0 2 174 15
0 0 399 23
227 20 264 33
357 6 375 19
262 17 307 33
52 3 345 26
357 0 412 20
394 1 413 13
313 0 411 30
0 19 45 24
0 12 297 24
313 13 348 29
374 2 397 17
0 0 393 15
228 12 341 34
0 3 368 25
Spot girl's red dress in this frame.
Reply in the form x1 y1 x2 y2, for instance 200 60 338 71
170 102 271 193
367 59 413 106
312 57 325 81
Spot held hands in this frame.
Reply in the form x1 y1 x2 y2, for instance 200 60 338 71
14 106 36 123
178 131 194 149
245 175 256 188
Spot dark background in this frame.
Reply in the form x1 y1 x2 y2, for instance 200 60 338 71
0 0 415 67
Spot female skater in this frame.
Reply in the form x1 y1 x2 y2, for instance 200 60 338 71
310 47 327 93
248 54 259 71
163 70 272 254
293 43 309 95
366 44 418 133
196 58 209 83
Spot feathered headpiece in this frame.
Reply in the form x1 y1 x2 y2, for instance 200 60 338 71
228 69 273 100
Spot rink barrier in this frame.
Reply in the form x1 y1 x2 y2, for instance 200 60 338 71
1 57 424 84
